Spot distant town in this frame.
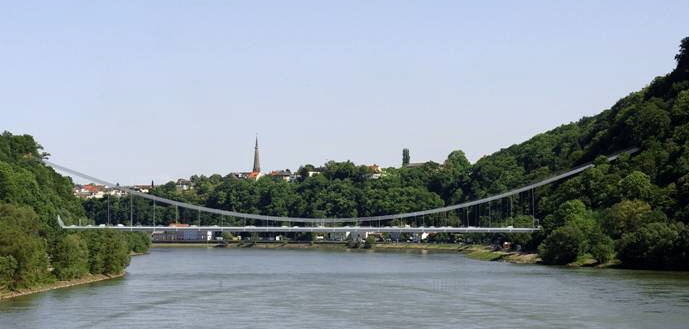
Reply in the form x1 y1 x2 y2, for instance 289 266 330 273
73 136 386 200
70 138 422 244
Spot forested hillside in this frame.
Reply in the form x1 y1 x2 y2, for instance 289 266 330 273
0 133 149 292
470 36 689 269
0 133 84 224
79 37 689 270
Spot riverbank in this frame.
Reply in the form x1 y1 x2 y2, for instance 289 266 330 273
0 273 126 301
154 242 349 250
152 242 541 264
457 245 540 264
154 241 462 250
375 243 461 252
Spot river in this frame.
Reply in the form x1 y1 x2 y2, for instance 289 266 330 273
2 247 689 329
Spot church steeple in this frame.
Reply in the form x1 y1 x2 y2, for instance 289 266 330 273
252 135 261 173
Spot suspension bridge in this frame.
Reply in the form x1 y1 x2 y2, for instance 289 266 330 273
48 148 637 235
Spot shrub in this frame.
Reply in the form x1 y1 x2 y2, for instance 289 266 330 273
0 255 17 289
363 236 376 249
538 225 586 265
126 232 151 254
589 231 615 264
52 234 90 280
80 230 130 275
616 222 680 269
0 204 51 288
601 200 657 239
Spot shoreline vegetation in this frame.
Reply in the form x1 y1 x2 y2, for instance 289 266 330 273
153 242 542 264
0 272 125 301
0 135 152 301
1 249 149 301
0 248 151 301
154 242 626 267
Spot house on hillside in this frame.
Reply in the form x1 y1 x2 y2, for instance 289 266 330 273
176 179 193 191
367 164 384 179
270 169 294 182
73 184 107 199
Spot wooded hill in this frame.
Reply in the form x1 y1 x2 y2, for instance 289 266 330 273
0 133 149 292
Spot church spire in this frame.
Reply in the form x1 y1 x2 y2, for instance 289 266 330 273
252 135 261 173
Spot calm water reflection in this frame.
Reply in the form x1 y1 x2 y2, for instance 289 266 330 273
2 247 689 329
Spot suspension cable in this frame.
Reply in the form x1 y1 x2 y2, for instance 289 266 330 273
43 147 637 225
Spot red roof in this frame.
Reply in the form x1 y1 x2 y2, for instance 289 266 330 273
83 185 100 193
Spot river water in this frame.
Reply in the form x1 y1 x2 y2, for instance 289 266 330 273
2 247 689 329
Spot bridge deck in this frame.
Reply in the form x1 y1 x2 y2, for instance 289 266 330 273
61 225 539 233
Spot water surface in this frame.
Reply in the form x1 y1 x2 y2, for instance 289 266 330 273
2 247 689 329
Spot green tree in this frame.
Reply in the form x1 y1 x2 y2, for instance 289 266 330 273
80 231 106 274
363 235 376 249
0 255 17 290
102 230 131 274
675 36 689 71
126 232 151 254
618 171 655 201
616 222 680 269
601 200 656 239
588 230 614 264
80 230 131 275
538 225 586 265
542 199 587 234
296 164 316 183
402 148 410 167
52 234 90 280
0 204 51 288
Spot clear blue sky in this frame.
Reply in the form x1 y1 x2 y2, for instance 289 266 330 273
2 1 687 184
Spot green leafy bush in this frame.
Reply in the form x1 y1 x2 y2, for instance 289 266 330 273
0 204 51 288
52 234 90 280
0 255 17 290
538 225 586 265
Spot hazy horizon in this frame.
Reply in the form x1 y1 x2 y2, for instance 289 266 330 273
2 1 688 184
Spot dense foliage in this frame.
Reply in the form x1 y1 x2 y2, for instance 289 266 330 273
0 201 146 291
83 161 450 228
0 133 149 292
79 230 131 276
127 232 152 255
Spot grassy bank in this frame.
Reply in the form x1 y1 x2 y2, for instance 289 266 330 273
374 243 460 252
458 245 540 264
457 245 618 267
0 273 126 301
